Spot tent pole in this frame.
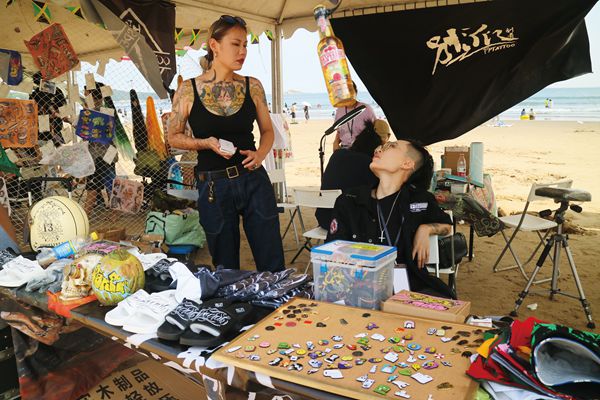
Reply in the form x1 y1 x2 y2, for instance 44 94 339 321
271 25 283 114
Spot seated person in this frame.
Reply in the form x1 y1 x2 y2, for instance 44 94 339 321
316 120 388 229
326 140 455 298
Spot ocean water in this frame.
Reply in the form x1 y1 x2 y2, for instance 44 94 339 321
112 86 600 123
280 87 600 122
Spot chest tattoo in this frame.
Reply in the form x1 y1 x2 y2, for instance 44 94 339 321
198 75 246 116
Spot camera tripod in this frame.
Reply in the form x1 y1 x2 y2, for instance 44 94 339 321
510 187 595 329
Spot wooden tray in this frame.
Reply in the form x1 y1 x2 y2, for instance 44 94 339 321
213 299 481 400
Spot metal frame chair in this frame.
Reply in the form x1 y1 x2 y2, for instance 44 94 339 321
266 167 300 248
426 210 459 294
492 179 573 281
289 188 342 272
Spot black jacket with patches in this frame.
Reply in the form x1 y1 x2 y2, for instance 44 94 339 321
326 183 455 299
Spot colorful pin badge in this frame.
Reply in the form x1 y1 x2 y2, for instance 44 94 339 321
374 385 391 395
407 343 421 351
227 345 241 353
404 320 415 329
367 322 379 330
338 361 352 369
381 364 397 374
362 379 375 389
422 361 439 370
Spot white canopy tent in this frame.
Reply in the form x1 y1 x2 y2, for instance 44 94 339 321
1 0 484 109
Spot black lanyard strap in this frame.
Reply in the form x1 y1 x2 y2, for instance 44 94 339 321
377 202 403 247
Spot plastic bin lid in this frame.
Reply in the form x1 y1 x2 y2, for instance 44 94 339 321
311 240 396 261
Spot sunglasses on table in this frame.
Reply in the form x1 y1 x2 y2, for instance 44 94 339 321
220 15 247 26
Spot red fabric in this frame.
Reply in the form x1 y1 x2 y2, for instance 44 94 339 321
509 317 546 349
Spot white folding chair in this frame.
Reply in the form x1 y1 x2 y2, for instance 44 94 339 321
492 179 573 281
166 161 198 201
289 188 342 272
266 168 300 247
427 210 459 294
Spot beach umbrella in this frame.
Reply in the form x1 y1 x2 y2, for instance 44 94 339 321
302 101 311 107
130 89 148 152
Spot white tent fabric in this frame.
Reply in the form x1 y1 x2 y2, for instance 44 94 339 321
2 0 482 71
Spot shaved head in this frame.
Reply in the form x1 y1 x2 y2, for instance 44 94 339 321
406 142 425 172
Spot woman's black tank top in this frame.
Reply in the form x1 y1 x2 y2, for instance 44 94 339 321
188 76 257 171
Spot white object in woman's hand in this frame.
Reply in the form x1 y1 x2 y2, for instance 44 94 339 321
204 137 235 159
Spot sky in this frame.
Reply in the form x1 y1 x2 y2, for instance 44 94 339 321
233 1 600 94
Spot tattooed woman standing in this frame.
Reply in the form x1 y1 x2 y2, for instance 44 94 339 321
168 16 284 272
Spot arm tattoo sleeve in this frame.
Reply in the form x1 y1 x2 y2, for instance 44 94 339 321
428 223 451 236
249 78 268 108
167 80 202 150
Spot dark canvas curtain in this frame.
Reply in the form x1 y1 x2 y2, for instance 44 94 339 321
332 0 598 145
98 0 176 92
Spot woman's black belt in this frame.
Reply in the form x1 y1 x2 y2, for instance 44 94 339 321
197 164 254 182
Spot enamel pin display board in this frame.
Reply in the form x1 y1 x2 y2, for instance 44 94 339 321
213 298 481 400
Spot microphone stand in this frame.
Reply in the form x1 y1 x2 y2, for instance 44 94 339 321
319 132 328 177
318 104 367 178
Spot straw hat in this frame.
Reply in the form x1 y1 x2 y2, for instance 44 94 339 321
374 119 391 143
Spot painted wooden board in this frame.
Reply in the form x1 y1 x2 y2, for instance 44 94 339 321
213 298 481 400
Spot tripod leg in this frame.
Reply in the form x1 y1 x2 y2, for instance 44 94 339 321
563 242 595 329
511 236 554 317
549 234 562 300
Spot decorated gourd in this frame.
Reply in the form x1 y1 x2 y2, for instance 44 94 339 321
91 249 144 305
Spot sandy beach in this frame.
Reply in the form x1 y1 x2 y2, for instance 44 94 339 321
194 118 600 330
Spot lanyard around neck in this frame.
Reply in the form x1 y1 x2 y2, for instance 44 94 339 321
377 202 403 247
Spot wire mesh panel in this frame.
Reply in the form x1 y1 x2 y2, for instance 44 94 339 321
3 54 202 248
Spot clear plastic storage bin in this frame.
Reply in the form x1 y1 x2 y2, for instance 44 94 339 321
311 240 396 310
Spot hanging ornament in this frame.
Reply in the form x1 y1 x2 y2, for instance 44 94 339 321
32 1 51 24
65 5 84 19
250 32 259 44
189 28 200 47
174 27 183 44
265 30 274 41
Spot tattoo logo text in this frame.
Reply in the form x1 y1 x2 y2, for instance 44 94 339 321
426 24 518 75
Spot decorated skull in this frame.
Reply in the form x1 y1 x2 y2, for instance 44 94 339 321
60 254 102 301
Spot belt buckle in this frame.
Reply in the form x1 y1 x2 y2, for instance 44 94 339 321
226 166 239 179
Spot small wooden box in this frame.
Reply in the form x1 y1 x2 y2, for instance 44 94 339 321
382 290 471 323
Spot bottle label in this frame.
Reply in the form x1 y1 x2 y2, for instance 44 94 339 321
320 45 345 67
52 241 76 259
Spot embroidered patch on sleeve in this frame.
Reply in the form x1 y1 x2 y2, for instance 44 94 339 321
409 202 428 212
330 218 338 234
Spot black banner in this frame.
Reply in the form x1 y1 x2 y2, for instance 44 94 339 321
99 0 176 91
332 0 598 145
